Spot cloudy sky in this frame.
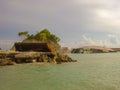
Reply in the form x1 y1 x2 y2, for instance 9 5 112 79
1 0 120 49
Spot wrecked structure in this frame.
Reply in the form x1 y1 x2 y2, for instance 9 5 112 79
14 42 56 52
0 42 76 66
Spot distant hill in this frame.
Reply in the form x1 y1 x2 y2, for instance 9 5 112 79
71 46 116 54
111 48 120 52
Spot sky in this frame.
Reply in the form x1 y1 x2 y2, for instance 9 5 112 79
1 0 120 49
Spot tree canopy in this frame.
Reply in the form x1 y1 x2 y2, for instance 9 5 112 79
18 31 29 41
18 31 28 37
18 29 60 43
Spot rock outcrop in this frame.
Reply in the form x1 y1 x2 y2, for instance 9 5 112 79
0 42 76 66
0 58 16 66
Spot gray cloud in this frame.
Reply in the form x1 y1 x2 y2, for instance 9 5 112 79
1 0 120 49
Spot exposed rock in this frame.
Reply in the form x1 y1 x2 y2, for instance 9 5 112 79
55 54 77 63
0 58 16 66
0 50 76 65
14 52 55 63
0 42 77 66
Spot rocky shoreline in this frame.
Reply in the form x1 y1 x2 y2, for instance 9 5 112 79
0 50 76 66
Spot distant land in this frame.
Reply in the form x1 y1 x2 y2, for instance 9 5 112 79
111 48 120 52
71 45 120 54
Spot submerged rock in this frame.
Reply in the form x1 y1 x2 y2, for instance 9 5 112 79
55 54 77 63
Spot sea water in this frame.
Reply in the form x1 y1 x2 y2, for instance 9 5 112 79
0 53 120 90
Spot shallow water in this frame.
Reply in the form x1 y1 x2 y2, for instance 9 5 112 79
0 53 120 90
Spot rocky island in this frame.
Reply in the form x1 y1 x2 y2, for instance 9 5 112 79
0 29 76 66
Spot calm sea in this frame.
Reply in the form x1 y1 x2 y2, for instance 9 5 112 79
0 53 120 90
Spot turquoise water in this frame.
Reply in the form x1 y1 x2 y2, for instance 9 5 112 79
1 53 120 90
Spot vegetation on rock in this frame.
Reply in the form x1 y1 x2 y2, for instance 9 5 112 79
18 29 61 51
18 29 60 43
0 29 76 66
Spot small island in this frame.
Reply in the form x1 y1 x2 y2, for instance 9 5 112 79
71 46 117 54
0 29 76 66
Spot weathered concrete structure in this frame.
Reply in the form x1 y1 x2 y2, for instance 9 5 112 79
14 42 56 52
0 42 76 66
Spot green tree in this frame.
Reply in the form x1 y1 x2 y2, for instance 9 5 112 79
49 34 60 42
39 33 47 41
27 34 35 40
18 31 28 37
18 31 29 41
34 29 50 41
18 29 61 49
32 29 60 42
